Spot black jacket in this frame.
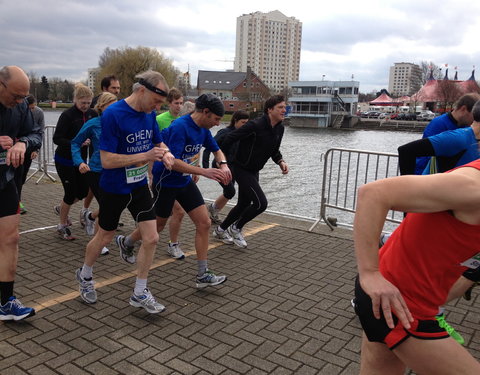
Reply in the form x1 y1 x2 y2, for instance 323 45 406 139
53 105 97 161
221 114 284 172
0 100 43 189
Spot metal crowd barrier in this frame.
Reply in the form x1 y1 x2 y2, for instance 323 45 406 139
25 124 57 184
310 147 403 232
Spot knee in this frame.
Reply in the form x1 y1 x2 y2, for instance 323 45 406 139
3 230 19 249
257 198 268 213
142 232 159 247
196 216 211 233
224 188 235 200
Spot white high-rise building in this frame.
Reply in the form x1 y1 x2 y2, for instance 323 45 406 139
234 10 302 93
388 62 422 97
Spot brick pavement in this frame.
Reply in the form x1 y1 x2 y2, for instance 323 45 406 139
1 178 479 374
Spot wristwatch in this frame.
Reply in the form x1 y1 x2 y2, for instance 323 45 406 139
218 160 228 165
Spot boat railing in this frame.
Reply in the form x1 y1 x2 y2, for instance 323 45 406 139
309 147 403 232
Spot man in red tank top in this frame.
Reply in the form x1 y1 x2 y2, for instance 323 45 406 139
353 158 480 374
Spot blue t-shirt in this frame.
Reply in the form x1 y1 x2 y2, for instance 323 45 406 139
424 127 479 174
152 114 219 188
71 116 103 173
99 99 162 194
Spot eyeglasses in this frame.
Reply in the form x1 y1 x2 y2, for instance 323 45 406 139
1 81 28 101
138 78 168 97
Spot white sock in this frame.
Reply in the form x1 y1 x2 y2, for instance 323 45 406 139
134 278 147 296
81 264 93 280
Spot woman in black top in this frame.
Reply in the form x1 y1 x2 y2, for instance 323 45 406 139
53 83 97 240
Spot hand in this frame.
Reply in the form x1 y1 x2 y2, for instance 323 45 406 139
162 151 175 170
81 138 91 147
279 161 289 175
219 164 232 184
360 271 413 329
145 147 170 163
192 174 200 183
31 151 39 160
0 136 14 150
6 141 26 167
78 162 90 174
203 167 232 185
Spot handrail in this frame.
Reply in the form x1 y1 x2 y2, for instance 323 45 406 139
309 147 403 232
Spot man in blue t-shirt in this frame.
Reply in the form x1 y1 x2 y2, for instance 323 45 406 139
124 94 232 288
75 70 174 314
415 93 480 174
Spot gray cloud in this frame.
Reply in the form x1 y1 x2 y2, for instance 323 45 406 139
1 0 480 93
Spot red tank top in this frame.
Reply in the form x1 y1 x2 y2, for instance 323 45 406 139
379 159 480 319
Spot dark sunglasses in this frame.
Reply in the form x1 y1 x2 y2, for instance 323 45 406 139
138 78 168 97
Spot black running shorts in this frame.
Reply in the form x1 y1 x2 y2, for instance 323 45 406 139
353 276 449 349
152 180 204 218
98 184 155 231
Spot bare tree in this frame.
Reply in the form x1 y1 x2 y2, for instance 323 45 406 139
97 46 181 98
420 61 442 83
436 80 462 112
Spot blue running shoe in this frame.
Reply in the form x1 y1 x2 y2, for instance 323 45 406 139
0 297 35 321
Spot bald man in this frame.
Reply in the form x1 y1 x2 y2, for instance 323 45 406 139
0 65 42 321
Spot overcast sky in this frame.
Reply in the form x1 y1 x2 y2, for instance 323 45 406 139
2 0 480 93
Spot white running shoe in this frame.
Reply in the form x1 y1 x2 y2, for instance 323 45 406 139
129 288 165 314
212 226 233 244
227 224 247 248
167 242 185 259
80 208 89 229
196 270 227 288
83 210 95 236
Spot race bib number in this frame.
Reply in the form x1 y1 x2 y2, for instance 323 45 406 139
0 151 6 165
125 164 148 184
461 253 480 269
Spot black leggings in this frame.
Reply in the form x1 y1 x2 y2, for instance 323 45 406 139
55 161 89 205
220 165 267 230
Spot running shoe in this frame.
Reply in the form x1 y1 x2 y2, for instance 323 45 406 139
75 268 97 304
53 205 72 226
101 247 109 255
79 208 88 229
83 210 95 236
129 288 165 314
0 296 35 321
115 235 136 264
19 202 27 215
196 270 227 288
57 224 75 241
227 224 247 248
212 226 234 244
167 241 185 260
207 203 222 225
436 313 464 345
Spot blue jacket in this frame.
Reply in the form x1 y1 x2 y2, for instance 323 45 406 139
71 116 102 173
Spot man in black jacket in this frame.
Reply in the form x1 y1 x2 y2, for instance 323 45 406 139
0 65 42 321
212 95 289 248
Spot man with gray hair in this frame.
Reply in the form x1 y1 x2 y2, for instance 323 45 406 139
0 65 42 321
75 70 175 314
